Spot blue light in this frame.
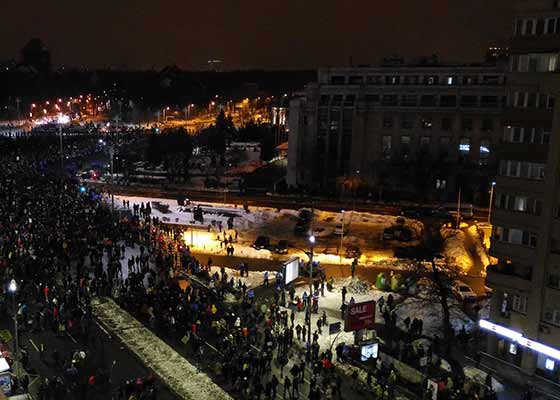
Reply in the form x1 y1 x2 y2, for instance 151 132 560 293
80 186 86 193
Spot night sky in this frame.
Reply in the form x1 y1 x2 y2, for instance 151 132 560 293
2 0 513 70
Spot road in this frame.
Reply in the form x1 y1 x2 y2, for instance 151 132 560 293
101 183 404 215
100 183 490 222
0 306 178 399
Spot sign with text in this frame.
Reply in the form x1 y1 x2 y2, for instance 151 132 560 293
344 300 376 332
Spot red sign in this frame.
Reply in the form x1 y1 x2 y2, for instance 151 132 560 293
345 300 376 332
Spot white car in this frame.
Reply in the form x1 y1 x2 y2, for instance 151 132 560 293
453 281 477 302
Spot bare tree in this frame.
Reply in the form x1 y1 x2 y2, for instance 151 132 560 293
404 223 464 356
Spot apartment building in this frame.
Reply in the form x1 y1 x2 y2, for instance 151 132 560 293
484 0 560 386
287 59 505 201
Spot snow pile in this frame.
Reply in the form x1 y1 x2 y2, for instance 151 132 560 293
365 258 416 271
209 266 278 289
441 228 472 273
467 225 490 271
338 277 372 296
93 298 233 400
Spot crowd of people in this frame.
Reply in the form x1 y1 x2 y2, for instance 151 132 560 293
0 131 505 400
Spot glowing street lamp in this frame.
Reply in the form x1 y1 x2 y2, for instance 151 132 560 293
307 234 315 344
8 279 19 376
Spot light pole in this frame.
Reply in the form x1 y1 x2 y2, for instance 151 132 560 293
307 235 315 345
8 279 19 376
339 209 345 263
353 170 361 215
488 181 496 223
59 123 64 174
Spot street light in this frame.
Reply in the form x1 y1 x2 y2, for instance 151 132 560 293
488 181 496 223
307 235 315 345
339 210 345 263
8 279 19 376
163 107 170 122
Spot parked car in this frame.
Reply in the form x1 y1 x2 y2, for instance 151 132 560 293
453 281 477 302
400 208 423 219
345 245 361 259
383 227 395 241
299 209 313 222
334 224 347 235
441 203 474 219
430 207 453 221
252 236 271 250
275 240 289 254
383 225 413 241
294 221 309 236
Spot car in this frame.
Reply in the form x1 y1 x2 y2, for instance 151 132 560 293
394 226 413 242
252 236 271 250
294 221 309 236
383 227 395 241
345 245 361 259
400 208 422 219
453 281 477 302
299 209 313 222
440 203 474 219
383 225 413 241
333 224 347 235
275 240 289 254
430 207 453 221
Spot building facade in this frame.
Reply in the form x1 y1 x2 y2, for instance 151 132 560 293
287 60 505 201
485 0 560 386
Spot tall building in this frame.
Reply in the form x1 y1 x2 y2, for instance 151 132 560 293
287 58 505 202
484 0 560 388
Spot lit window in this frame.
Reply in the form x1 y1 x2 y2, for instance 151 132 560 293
546 359 555 371
459 138 470 153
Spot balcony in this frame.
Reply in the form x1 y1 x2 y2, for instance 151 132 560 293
503 108 553 125
486 264 532 292
489 240 537 265
511 35 560 54
494 176 545 195
495 142 548 163
491 209 542 232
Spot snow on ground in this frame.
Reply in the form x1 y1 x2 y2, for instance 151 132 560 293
209 266 278 289
395 296 475 338
93 298 233 400
285 277 473 352
113 195 409 267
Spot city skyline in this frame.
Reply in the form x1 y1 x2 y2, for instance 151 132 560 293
2 0 512 70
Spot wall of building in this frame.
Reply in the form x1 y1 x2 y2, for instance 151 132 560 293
288 64 506 201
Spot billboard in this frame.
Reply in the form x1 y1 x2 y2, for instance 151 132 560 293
283 257 299 285
360 342 379 361
345 300 375 332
